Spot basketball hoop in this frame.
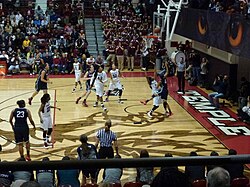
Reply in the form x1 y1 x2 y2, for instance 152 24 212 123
142 35 159 39
142 35 160 49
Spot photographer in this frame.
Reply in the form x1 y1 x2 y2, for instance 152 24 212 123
208 74 228 108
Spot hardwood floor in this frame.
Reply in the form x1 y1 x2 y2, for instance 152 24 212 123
0 75 241 183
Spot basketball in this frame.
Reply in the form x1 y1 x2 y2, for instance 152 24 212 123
154 27 161 33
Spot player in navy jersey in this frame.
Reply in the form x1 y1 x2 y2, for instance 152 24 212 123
38 93 61 148
9 100 36 160
28 63 52 105
76 64 95 107
158 69 172 117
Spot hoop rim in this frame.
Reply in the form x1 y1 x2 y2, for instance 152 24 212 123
142 35 159 39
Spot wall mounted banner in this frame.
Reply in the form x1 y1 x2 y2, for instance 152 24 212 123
174 8 250 58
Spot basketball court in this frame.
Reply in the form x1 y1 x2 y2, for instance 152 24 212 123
0 72 249 182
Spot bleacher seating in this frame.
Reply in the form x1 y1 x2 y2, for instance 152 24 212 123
192 179 206 187
123 182 143 187
231 177 250 187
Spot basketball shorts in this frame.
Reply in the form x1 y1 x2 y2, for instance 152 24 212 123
14 127 29 144
95 84 104 97
153 96 162 106
41 115 52 131
75 71 81 82
109 80 122 90
35 81 48 92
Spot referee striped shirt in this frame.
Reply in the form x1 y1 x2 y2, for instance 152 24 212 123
96 129 117 147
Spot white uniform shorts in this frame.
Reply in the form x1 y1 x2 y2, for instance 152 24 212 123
153 96 162 106
109 80 122 90
41 115 52 131
75 71 81 82
95 84 104 97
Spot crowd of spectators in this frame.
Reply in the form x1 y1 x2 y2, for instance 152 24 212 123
0 148 246 187
101 1 164 71
0 0 90 75
190 0 250 17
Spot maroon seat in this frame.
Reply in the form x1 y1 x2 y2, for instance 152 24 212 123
231 177 250 187
81 184 98 187
192 179 206 187
123 182 144 187
110 183 122 187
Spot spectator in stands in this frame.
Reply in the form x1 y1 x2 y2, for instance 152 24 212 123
22 36 31 54
224 149 244 180
206 167 230 187
36 157 55 187
161 153 178 171
20 181 41 187
185 151 205 182
95 54 105 68
207 151 221 174
77 134 98 186
8 54 21 74
43 52 53 71
152 167 190 187
127 42 136 71
208 74 229 108
86 55 95 70
27 53 35 75
103 154 123 184
0 161 14 186
136 149 154 185
200 57 208 88
57 156 80 187
95 119 119 159
11 157 34 187
35 6 44 19
175 57 186 94
0 50 9 61
238 77 250 109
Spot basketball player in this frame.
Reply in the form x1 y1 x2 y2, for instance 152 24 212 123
146 77 162 118
91 66 108 111
76 64 95 107
71 58 83 93
158 69 172 117
38 93 61 148
105 64 124 103
9 100 36 161
28 63 52 105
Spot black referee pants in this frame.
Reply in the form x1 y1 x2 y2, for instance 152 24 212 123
99 147 114 159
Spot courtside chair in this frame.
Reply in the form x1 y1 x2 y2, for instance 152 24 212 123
192 179 206 187
231 177 249 187
123 181 144 187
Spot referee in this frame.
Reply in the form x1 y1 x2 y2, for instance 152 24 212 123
95 119 119 158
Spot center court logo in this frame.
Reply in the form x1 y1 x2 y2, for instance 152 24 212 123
182 90 250 136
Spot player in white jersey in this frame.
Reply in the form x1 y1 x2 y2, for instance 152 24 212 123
105 64 124 103
91 66 108 111
146 77 162 118
38 93 61 148
71 58 83 92
76 64 95 107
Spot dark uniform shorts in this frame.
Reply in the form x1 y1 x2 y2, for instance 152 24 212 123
14 127 29 144
161 88 169 100
82 168 97 179
35 81 47 92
